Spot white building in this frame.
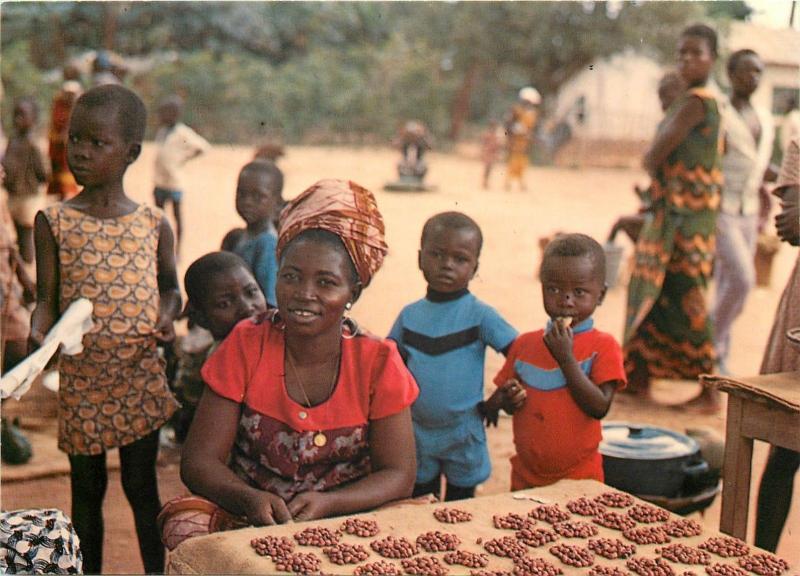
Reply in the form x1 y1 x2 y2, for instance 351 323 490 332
550 22 800 168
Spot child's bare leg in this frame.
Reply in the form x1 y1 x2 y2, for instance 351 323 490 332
444 483 475 501
679 385 722 413
622 355 652 400
755 447 800 552
15 223 34 263
69 452 108 575
413 477 442 500
172 201 183 255
119 429 164 574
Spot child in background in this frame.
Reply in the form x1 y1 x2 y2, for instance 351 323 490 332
48 64 83 201
221 160 283 306
152 94 210 254
30 85 181 574
389 212 517 501
171 251 267 442
2 97 48 262
480 120 504 190
488 234 626 489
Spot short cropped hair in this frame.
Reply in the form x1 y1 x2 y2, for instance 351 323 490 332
681 23 718 57
240 159 284 195
727 49 760 75
75 84 147 143
184 251 250 311
421 211 483 255
541 233 606 282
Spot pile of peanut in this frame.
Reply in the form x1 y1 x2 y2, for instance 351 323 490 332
549 543 595 567
588 537 636 559
433 507 473 523
416 530 461 553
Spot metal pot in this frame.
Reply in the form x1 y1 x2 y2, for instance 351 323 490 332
600 422 710 498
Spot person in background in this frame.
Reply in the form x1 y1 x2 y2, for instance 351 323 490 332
30 85 180 574
480 120 504 189
504 86 540 192
170 252 267 443
152 94 210 255
1 166 36 465
221 160 282 306
754 137 799 553
610 70 687 246
489 234 625 489
712 49 776 376
2 96 48 263
90 50 123 87
388 211 517 501
48 64 82 201
623 24 723 408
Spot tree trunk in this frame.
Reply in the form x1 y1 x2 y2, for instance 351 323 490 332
102 3 119 50
449 62 481 141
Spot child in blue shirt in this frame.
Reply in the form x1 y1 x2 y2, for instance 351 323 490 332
388 212 518 501
221 160 282 306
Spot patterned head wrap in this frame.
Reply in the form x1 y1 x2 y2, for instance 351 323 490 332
277 179 388 287
776 138 799 190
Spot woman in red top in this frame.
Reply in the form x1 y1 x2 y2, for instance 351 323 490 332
173 179 417 537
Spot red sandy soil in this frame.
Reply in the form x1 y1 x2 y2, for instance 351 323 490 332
2 144 797 573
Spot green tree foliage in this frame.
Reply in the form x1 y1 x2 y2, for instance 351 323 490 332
1 1 730 145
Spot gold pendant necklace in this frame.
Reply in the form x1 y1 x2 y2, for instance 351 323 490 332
286 349 339 449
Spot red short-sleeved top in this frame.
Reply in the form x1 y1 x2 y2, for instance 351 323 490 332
494 322 626 487
201 317 418 500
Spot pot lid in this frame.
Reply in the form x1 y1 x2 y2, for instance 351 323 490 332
600 422 699 460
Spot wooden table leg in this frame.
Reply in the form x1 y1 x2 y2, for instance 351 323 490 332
720 395 753 539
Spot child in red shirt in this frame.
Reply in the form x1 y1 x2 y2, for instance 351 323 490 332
486 233 626 489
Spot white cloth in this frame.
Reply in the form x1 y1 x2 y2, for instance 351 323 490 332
0 298 93 400
719 98 774 216
153 122 210 191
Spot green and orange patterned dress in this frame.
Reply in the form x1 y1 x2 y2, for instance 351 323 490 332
623 87 723 382
43 204 179 455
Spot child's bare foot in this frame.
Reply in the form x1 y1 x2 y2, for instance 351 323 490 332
671 388 721 414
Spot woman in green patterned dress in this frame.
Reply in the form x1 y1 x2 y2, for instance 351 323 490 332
623 24 723 410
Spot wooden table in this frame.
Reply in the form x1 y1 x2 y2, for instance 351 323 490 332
702 371 800 540
166 478 790 575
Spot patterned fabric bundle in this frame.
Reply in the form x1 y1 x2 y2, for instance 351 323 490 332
277 179 388 287
0 509 83 574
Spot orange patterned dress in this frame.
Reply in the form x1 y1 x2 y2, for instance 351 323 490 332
43 204 178 455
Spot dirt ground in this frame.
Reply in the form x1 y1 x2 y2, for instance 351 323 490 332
2 143 798 574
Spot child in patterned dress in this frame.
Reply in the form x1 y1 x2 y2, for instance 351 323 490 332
30 85 181 574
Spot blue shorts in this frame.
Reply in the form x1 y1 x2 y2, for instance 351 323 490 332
154 187 183 204
413 409 491 488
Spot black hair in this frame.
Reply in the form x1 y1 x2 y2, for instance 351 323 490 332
14 96 39 120
727 49 760 75
184 251 251 311
240 159 284 196
280 228 360 289
421 211 483 255
540 233 606 281
74 84 147 143
681 23 718 57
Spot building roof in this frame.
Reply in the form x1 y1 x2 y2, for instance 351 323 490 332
728 21 800 68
